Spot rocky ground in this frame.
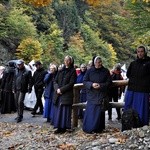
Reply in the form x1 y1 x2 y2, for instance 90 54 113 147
0 109 150 150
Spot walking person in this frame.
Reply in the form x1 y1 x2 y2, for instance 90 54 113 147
82 56 112 134
31 61 47 115
13 60 32 123
53 55 77 134
43 64 57 123
124 45 150 126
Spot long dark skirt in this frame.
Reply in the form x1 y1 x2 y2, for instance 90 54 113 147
43 98 54 121
83 102 105 133
1 91 16 114
53 98 72 129
124 90 149 126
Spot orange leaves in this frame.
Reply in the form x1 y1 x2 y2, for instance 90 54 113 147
23 0 52 7
85 0 100 6
58 143 76 150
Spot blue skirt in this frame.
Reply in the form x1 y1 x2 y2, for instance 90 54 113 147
53 98 72 129
43 98 54 120
124 90 149 126
82 102 105 133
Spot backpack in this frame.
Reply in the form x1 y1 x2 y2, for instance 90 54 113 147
121 108 142 131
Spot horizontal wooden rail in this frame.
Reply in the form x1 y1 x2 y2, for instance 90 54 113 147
72 80 128 128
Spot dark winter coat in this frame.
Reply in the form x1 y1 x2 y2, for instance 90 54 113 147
13 67 32 93
43 72 55 99
1 67 15 92
127 56 150 93
53 66 77 105
83 66 112 105
32 68 47 90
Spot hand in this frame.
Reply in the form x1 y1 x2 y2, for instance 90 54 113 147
57 88 62 95
92 83 100 89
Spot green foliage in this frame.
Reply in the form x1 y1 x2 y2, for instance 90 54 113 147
53 0 81 41
0 0 149 67
64 32 86 65
81 24 117 68
6 8 37 40
39 23 64 66
16 38 43 63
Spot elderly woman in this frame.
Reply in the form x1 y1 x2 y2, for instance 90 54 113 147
82 56 112 134
53 56 77 134
43 64 57 123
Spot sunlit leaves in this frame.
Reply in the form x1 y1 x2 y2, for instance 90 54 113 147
132 0 150 3
16 38 43 63
23 0 52 7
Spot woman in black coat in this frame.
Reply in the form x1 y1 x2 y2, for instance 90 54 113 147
82 56 112 134
53 55 77 134
0 62 16 113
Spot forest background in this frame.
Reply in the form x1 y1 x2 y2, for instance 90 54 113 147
0 0 149 69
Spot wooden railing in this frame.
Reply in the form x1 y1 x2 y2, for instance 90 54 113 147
72 80 128 128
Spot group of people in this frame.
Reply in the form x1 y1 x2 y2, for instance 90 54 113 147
0 45 149 134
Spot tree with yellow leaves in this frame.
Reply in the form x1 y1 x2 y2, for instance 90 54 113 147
16 38 43 63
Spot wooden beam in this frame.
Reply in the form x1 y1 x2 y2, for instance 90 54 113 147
72 80 128 128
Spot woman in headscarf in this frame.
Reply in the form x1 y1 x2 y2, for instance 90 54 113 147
82 56 112 133
53 55 77 134
0 62 16 113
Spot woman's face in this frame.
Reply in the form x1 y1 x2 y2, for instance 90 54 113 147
80 65 86 72
50 66 56 73
64 57 72 67
137 48 145 59
95 59 102 68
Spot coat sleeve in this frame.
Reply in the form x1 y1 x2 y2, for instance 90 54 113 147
126 62 132 78
44 73 51 84
28 70 33 92
83 70 93 90
60 70 77 93
99 69 112 91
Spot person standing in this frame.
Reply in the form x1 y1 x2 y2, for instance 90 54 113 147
76 64 87 119
31 61 47 115
108 64 123 120
0 62 16 114
82 56 112 134
53 56 77 134
43 64 57 123
124 46 150 126
13 60 32 123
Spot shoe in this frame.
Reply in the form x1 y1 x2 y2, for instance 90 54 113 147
36 111 43 115
54 128 66 134
31 111 36 115
17 117 22 123
15 117 18 120
15 116 23 120
108 116 112 120
116 117 121 120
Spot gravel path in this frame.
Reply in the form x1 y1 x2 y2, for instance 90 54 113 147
0 109 149 150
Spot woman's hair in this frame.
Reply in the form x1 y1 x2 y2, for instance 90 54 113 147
137 45 147 57
50 64 57 71
94 56 102 64
64 55 74 68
